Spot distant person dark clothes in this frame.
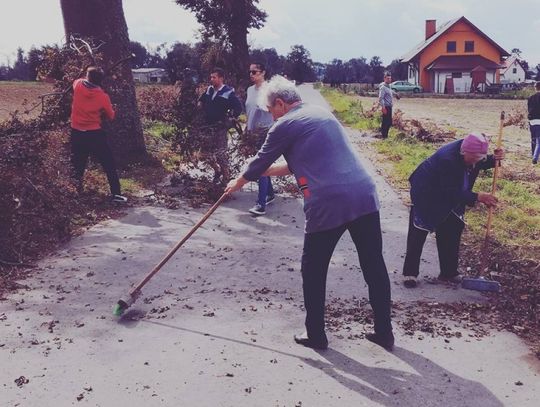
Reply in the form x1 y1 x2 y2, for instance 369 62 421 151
527 82 540 164
199 84 242 125
70 68 126 202
402 134 502 287
378 73 399 139
198 69 242 184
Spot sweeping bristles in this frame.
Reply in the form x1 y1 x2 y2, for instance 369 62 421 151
462 276 501 292
112 297 132 316
113 304 124 317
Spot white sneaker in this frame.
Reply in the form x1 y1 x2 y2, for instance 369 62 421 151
249 204 266 216
112 194 128 203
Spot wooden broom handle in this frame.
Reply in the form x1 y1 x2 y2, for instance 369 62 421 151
130 192 230 294
480 111 504 273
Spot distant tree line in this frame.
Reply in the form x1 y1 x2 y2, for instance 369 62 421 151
6 41 538 85
0 41 412 86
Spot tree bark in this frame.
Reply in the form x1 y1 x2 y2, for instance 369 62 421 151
60 0 146 165
226 0 251 87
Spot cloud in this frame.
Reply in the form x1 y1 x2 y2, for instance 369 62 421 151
0 0 64 63
123 0 200 45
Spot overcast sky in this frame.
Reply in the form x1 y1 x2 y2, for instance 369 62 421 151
1 0 540 67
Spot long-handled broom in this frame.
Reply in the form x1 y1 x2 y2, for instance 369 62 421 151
113 192 230 316
462 111 505 293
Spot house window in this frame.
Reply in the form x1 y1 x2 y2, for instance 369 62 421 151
512 68 517 74
465 41 474 52
452 72 462 78
447 41 457 53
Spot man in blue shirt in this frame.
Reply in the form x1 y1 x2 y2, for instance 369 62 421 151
226 76 394 351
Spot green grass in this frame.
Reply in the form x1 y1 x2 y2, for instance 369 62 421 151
501 87 536 99
466 176 540 246
144 120 176 141
375 134 437 189
320 87 380 130
119 178 143 194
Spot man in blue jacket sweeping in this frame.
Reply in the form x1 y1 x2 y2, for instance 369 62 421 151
402 133 504 288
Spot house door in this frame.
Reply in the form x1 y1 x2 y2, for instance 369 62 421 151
445 77 454 94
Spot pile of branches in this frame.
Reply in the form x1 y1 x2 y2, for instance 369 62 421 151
0 126 75 265
148 74 263 204
503 108 528 129
392 109 456 142
0 41 117 273
138 85 178 122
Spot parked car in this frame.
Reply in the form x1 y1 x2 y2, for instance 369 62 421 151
390 81 423 93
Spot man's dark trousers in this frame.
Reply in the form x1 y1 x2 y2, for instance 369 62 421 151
301 211 392 341
403 207 464 278
70 129 121 195
381 106 392 138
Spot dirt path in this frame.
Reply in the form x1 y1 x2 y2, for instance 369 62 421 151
0 85 538 406
0 82 54 120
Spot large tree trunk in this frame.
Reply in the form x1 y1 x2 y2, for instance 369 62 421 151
60 0 146 165
227 0 251 87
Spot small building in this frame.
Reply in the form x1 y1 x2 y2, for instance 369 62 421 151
400 17 510 93
500 55 527 88
132 68 168 84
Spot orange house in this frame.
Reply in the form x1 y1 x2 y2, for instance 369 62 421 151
400 17 510 93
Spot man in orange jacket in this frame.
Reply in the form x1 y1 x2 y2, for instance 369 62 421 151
70 66 126 203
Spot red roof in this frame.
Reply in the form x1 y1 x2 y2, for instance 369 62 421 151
425 55 504 71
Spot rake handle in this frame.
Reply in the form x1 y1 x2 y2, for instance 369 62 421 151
129 192 229 295
480 111 505 273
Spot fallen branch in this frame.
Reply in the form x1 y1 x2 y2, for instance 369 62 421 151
0 259 34 268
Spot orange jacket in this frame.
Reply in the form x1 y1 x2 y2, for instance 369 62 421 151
70 79 115 131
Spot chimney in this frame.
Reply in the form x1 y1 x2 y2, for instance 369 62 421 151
425 19 436 40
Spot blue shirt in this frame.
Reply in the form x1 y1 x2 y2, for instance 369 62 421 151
243 103 380 233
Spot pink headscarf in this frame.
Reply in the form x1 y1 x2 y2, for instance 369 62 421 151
461 133 489 154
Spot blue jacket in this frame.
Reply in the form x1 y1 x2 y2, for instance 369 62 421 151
199 85 243 125
409 139 495 232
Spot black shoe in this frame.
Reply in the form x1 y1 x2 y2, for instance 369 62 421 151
365 332 394 351
249 204 266 216
293 332 328 350
403 276 417 288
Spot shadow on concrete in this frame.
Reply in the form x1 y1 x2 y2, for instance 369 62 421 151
142 319 503 407
314 347 503 407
